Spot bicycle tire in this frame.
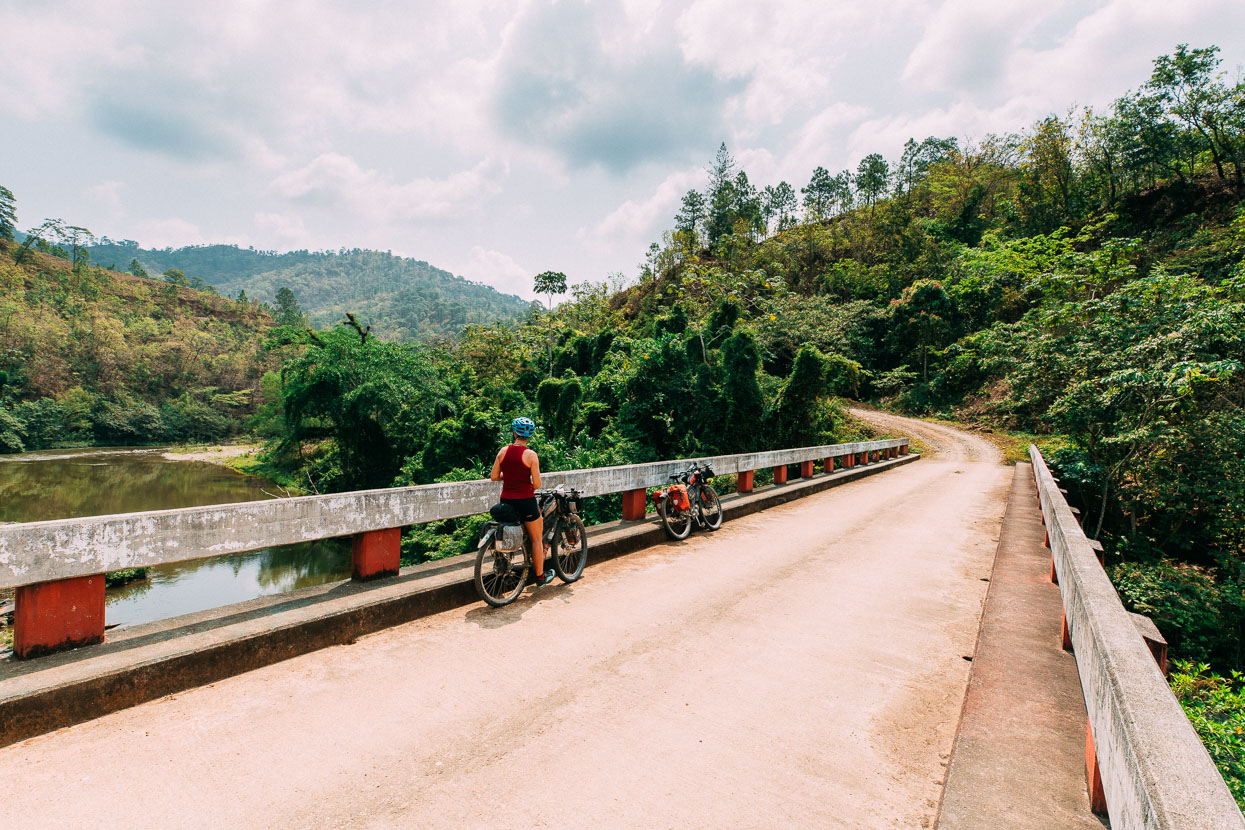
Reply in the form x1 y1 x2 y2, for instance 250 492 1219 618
700 485 723 530
660 495 692 540
552 514 588 582
474 541 528 607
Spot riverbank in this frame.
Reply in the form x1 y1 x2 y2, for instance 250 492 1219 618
159 444 259 464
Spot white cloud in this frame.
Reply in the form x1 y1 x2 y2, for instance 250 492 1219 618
87 181 126 223
254 212 310 244
270 154 503 223
578 167 704 252
450 245 534 299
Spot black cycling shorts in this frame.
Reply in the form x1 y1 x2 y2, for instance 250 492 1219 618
501 496 540 522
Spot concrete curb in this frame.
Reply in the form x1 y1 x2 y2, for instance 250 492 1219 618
0 453 917 747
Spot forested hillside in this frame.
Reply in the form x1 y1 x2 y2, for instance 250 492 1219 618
0 235 278 450
88 241 531 341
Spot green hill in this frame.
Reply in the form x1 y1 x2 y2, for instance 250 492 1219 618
88 242 532 341
0 239 278 450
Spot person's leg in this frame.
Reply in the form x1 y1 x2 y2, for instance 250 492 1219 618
523 515 546 576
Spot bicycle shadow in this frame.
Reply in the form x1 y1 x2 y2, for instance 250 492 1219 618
464 581 578 630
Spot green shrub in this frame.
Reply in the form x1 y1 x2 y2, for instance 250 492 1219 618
1170 661 1245 809
1110 559 1244 666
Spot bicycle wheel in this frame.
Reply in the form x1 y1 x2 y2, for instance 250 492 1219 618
699 485 723 530
660 496 692 540
552 514 588 582
474 542 528 607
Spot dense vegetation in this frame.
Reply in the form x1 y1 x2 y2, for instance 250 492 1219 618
0 227 278 450
88 240 531 341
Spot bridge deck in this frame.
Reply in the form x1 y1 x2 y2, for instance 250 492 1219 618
1 417 1021 829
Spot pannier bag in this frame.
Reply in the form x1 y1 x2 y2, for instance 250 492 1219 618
494 523 525 553
542 496 557 518
669 484 691 511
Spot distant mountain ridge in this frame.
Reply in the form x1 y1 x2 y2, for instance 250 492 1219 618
87 241 532 341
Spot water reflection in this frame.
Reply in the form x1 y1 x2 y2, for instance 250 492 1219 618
0 447 352 628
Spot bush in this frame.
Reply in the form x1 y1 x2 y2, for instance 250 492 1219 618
1170 661 1245 809
1110 559 1244 667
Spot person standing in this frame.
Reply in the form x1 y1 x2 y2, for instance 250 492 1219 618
490 417 554 588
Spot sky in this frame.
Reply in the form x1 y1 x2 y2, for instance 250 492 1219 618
2 0 1243 300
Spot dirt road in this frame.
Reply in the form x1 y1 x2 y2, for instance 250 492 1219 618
2 415 1010 829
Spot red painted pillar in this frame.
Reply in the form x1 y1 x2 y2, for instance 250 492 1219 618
900 442 909 455
1086 722 1107 815
1061 610 1073 651
621 487 647 521
737 470 754 493
352 527 401 581
773 465 788 485
14 574 106 659
823 457 834 473
800 460 814 478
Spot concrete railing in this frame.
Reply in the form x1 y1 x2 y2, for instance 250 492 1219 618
1030 445 1244 829
1 438 909 658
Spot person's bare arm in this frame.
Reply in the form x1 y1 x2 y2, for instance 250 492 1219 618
489 447 506 482
525 449 542 490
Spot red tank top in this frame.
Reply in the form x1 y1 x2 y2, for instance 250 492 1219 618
499 444 535 499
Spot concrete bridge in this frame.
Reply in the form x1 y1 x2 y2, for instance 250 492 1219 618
0 415 1239 829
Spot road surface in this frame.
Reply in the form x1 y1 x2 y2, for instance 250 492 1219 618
2 413 1011 829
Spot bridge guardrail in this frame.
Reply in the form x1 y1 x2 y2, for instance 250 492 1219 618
1 437 909 658
1030 445 1244 829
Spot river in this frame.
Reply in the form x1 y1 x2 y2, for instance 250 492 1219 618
0 447 350 628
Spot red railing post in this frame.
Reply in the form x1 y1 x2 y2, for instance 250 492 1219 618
823 457 834 473
352 528 401 581
799 460 814 478
1086 722 1108 815
737 470 754 493
14 574 106 659
621 488 647 521
773 465 788 484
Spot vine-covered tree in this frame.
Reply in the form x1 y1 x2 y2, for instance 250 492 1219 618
0 186 16 241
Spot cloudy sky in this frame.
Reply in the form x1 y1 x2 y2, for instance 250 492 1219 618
2 1 1242 299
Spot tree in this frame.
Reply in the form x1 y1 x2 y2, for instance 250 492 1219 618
720 330 764 452
854 153 890 215
762 181 797 233
767 345 833 447
534 270 568 376
61 225 95 272
1146 44 1244 188
801 166 836 220
162 268 190 287
128 258 149 279
705 143 739 246
675 189 707 247
894 136 958 199
14 218 64 264
886 279 957 380
0 186 16 241
274 286 305 327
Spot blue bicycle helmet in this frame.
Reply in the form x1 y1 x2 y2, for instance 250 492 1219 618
511 417 536 438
